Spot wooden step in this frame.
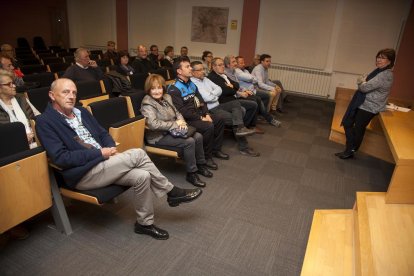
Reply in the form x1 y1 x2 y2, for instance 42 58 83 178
301 210 354 276
354 192 414 276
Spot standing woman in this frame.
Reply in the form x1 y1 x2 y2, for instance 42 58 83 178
336 48 396 159
201 51 213 75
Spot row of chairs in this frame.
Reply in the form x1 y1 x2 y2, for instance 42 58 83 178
0 89 182 235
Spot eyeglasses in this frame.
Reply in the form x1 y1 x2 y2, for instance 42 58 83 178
206 55 213 58
0 82 15 87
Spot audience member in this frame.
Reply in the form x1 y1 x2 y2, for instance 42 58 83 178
102 40 118 61
148 45 162 69
168 57 228 170
115 50 135 76
201 51 213 75
251 54 281 112
176 46 190 62
0 54 24 87
36 78 202 240
131 45 156 75
192 60 258 156
141 74 212 187
246 54 260 73
1 44 21 69
161 46 175 68
62 48 104 82
235 55 281 127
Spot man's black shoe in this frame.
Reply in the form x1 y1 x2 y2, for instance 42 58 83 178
197 165 213 178
276 108 287 114
134 223 169 240
205 158 218 170
186 172 206 187
167 187 202 207
212 151 230 160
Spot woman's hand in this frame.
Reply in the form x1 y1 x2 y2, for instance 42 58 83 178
176 119 187 130
27 132 34 143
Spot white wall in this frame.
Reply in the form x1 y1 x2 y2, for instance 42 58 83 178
67 0 116 49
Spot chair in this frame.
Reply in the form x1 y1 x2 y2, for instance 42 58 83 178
150 68 169 80
47 62 71 73
49 46 62 52
15 48 33 55
126 91 182 158
57 51 73 58
0 122 52 234
90 50 103 56
41 57 64 65
97 58 112 67
17 37 31 48
20 58 41 66
26 86 51 113
63 56 75 63
75 80 108 106
23 72 55 88
35 49 52 54
33 36 47 50
129 73 147 90
89 53 101 60
15 53 36 60
87 97 145 153
20 64 48 74
37 53 57 59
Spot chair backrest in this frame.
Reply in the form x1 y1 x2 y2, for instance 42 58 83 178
57 51 73 57
87 97 131 130
23 72 55 88
126 90 146 117
97 58 111 67
75 80 104 100
49 46 62 52
42 57 64 65
150 68 169 80
20 58 41 65
26 86 51 113
17 37 31 48
20 64 48 74
33 36 47 50
47 62 71 73
0 122 30 158
130 73 146 90
63 56 75 63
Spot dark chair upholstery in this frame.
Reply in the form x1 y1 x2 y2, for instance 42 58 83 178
17 37 30 48
63 56 75 63
20 64 48 74
48 63 71 73
16 53 36 59
97 58 112 67
57 51 73 57
150 68 169 80
90 50 103 56
37 53 57 59
89 53 101 60
33 36 47 50
26 87 51 113
75 80 103 101
23 72 55 88
20 58 41 65
15 48 33 55
0 122 30 158
42 57 64 65
88 97 131 130
49 46 62 52
130 73 146 90
35 49 52 54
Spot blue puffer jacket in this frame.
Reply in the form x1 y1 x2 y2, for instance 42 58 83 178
35 104 115 188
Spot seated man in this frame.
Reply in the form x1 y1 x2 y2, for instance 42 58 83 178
235 55 281 127
35 78 202 240
192 60 260 157
251 54 286 113
132 45 157 75
63 48 104 82
168 57 228 169
208 57 258 132
148 44 163 69
174 46 190 62
102 40 118 61
0 53 24 87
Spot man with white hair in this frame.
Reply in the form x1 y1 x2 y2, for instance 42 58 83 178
62 48 104 82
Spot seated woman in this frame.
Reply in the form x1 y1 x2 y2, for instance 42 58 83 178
0 69 39 148
140 74 212 188
115 50 135 76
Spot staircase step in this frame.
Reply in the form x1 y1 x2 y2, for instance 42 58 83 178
301 210 354 276
355 192 414 276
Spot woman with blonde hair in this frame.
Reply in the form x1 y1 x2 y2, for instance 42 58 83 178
140 74 213 187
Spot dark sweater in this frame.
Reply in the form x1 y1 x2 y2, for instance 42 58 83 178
207 71 239 103
35 104 115 188
131 58 155 75
62 64 104 82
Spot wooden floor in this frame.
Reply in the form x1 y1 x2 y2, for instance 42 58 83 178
302 192 414 276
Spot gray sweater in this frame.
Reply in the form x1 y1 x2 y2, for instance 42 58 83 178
359 69 393 114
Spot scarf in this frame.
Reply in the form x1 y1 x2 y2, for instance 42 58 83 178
341 66 389 126
0 97 31 133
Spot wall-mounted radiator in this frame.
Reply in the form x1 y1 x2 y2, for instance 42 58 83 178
269 65 332 98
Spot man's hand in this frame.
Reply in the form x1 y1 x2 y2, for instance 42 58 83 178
88 60 98 68
101 147 117 159
226 82 234 89
201 114 213 122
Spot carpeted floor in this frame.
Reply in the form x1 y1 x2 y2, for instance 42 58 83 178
0 95 394 275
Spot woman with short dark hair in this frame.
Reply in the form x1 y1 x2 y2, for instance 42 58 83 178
336 48 396 159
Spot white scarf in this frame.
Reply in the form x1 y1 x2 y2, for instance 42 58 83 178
0 97 31 133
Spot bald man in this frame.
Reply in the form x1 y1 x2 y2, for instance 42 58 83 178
131 45 157 75
35 78 202 240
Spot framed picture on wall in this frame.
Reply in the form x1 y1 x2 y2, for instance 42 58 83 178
191 6 229 44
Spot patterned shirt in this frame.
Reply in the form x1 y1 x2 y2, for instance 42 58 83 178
62 108 102 149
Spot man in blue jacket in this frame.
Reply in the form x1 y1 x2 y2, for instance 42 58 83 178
36 78 202 240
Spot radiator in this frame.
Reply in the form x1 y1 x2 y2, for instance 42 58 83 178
268 65 332 98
